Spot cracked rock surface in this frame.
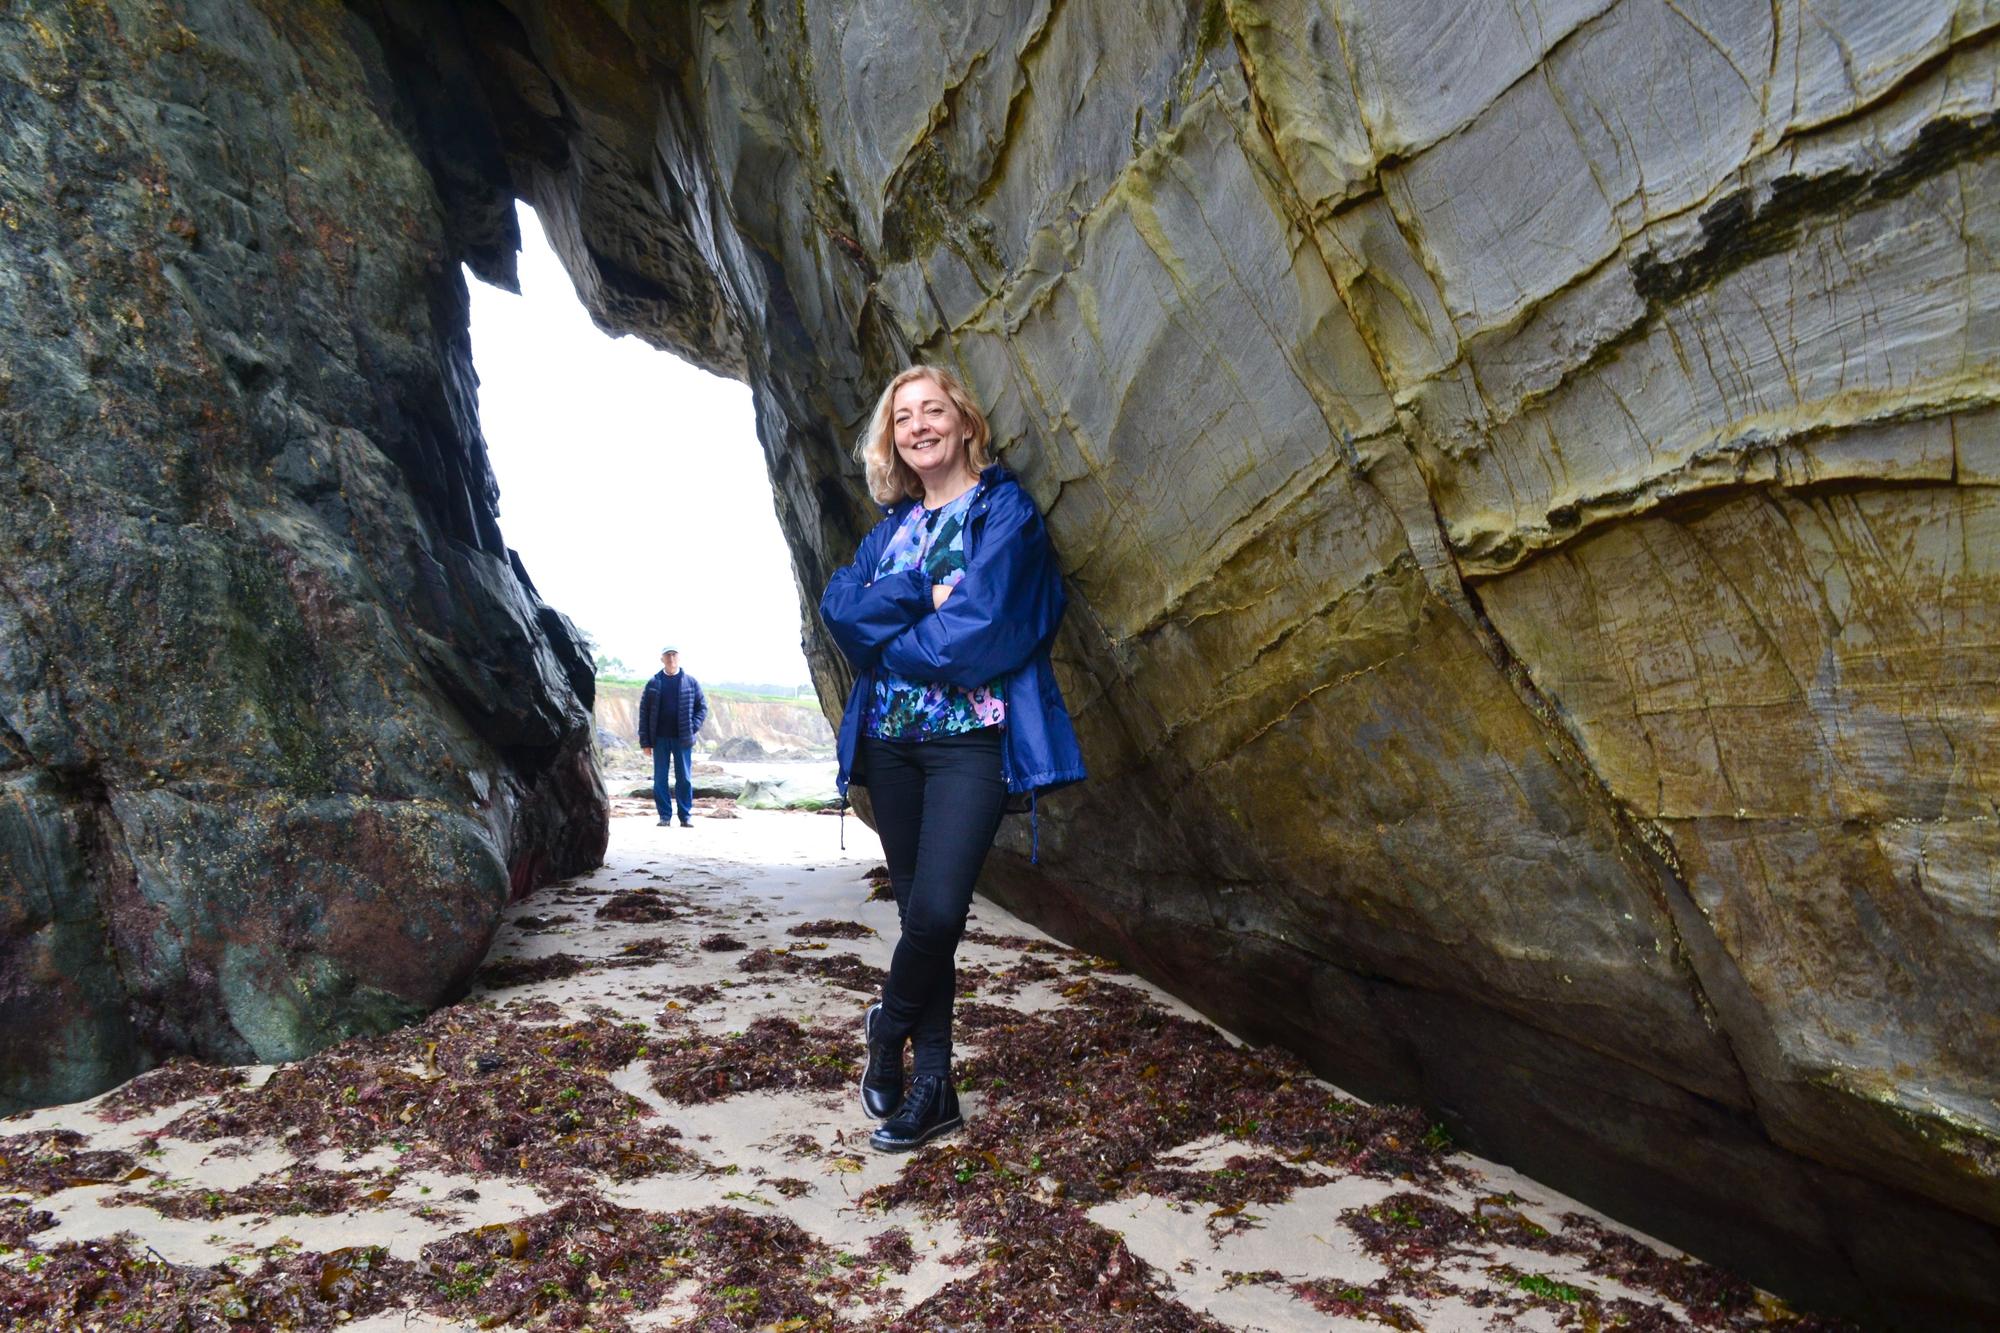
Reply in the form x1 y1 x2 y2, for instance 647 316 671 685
2 0 1996 1324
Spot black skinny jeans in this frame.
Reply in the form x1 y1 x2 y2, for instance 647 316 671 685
861 727 1009 1079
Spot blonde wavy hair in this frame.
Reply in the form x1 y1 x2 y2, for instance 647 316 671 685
858 364 995 505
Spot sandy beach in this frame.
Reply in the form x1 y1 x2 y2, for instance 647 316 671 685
1 805 1849 1330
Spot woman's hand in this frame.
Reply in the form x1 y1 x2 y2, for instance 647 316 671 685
932 583 954 610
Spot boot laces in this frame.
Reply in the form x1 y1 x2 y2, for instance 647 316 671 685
898 1074 943 1121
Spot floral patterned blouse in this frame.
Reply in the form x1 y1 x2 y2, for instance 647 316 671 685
865 488 1007 741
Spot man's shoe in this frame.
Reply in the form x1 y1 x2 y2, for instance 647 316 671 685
678 818 693 827
860 1003 903 1120
655 818 671 827
869 1073 961 1151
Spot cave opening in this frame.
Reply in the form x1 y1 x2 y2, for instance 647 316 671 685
464 202 811 699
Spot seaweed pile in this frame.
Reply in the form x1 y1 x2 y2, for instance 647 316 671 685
596 888 682 924
0 825 1860 1331
0 1132 143 1196
0 1197 916 1331
162 1008 693 1190
648 1014 858 1104
93 1062 247 1123
858 978 1460 1328
787 919 877 940
1 1232 414 1331
417 1197 904 1330
103 1164 403 1222
739 944 887 994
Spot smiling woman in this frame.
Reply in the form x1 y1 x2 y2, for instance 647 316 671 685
465 204 810 686
819 364 1087 1154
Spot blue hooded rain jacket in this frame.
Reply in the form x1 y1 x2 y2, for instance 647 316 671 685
819 465 1086 802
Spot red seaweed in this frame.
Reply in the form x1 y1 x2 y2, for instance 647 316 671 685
0 1130 142 1195
648 1015 857 1104
596 889 678 923
161 1008 693 1191
612 935 676 961
0 1233 412 1331
960 928 1072 956
94 1059 247 1122
738 947 887 994
476 952 594 989
786 919 876 940
419 1197 899 1332
890 1193 1228 1331
864 1226 917 1273
873 980 1454 1217
0 1197 56 1248
1341 1192 1485 1264
1289 1275 1427 1328
105 1164 402 1220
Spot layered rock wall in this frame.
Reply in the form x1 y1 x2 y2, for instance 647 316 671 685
0 0 605 1112
449 2 2000 1320
3 0 1995 1324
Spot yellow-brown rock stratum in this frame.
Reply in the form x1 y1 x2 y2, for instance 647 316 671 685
1 1 1993 1324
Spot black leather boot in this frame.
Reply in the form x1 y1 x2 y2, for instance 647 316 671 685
869 1073 962 1151
861 1002 904 1120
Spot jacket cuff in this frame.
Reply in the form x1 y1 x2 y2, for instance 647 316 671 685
884 567 929 603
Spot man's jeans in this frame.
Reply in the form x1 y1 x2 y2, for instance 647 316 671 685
652 742 694 821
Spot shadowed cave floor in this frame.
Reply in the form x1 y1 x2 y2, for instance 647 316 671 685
0 807 1857 1331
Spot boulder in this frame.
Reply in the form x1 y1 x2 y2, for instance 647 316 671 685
0 0 605 1111
737 772 840 812
697 774 748 800
627 775 745 801
709 736 768 761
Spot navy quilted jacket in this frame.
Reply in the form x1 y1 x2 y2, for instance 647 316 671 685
639 671 707 747
819 465 1086 798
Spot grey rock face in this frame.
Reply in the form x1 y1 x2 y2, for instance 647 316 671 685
446 3 1998 1321
0 0 604 1111
5 0 1996 1324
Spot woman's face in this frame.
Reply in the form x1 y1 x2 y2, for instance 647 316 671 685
891 377 972 495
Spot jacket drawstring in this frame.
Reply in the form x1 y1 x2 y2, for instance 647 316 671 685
838 796 846 852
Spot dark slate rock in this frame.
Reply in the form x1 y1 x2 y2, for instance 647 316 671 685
0 0 603 1110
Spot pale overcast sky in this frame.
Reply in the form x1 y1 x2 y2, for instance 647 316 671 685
467 204 812 686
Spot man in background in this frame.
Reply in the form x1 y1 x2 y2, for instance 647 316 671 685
640 647 708 827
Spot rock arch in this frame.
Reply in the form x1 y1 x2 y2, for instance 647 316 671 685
2 1 1995 1322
